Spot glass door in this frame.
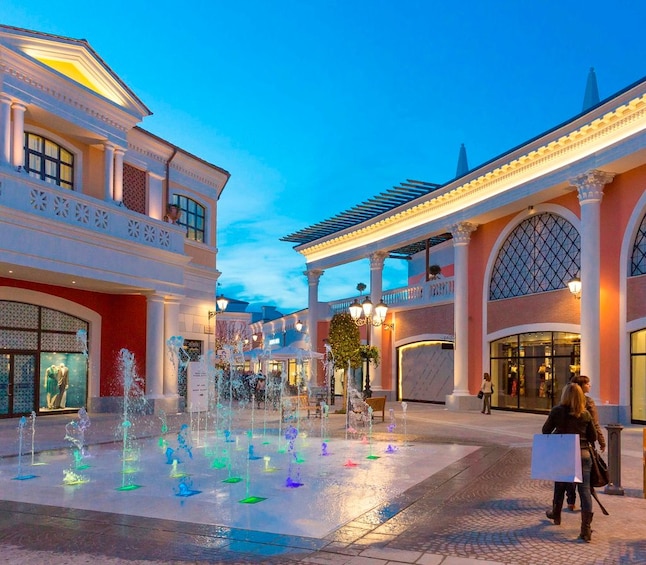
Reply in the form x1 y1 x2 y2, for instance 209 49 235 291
0 353 37 417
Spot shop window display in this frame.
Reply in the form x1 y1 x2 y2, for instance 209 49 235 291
39 353 87 411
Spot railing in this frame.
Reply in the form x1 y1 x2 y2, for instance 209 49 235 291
0 168 185 253
328 276 454 315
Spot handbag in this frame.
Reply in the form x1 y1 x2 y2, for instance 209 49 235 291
477 390 484 399
589 444 609 488
530 434 583 482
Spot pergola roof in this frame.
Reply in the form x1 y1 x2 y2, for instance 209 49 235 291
281 179 443 251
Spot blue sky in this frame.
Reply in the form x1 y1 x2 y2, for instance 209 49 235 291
3 1 646 313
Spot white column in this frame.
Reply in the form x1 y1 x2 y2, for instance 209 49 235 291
0 95 11 166
147 171 165 220
305 269 323 382
163 298 181 397
146 293 165 398
370 251 388 390
103 143 115 201
570 170 615 402
10 102 26 168
113 147 125 203
451 222 478 396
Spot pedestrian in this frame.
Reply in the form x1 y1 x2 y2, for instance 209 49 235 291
542 383 597 542
563 374 606 511
480 372 493 414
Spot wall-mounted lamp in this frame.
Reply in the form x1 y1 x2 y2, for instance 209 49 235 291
252 333 258 342
567 277 582 299
208 294 230 319
382 323 395 331
295 320 303 332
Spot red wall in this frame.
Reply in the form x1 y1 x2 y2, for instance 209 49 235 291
0 278 147 397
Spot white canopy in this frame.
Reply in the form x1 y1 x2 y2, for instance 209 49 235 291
244 345 324 361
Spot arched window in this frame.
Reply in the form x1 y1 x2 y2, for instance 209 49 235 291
631 213 646 276
173 195 206 243
490 212 580 300
24 132 74 190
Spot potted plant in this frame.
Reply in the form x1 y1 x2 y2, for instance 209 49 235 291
428 264 442 279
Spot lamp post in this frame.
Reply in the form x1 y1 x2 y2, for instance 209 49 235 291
348 296 388 398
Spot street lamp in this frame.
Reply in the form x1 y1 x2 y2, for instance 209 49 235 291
348 296 388 398
567 277 582 299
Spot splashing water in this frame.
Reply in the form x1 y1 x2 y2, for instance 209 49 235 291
116 349 144 490
13 416 37 480
284 426 303 488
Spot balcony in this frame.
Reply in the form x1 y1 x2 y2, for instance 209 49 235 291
328 276 455 316
0 167 188 293
0 168 184 253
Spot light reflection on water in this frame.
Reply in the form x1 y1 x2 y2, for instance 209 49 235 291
0 431 477 538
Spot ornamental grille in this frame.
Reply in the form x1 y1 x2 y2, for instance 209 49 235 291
0 301 88 352
489 213 580 300
631 212 646 276
123 164 147 215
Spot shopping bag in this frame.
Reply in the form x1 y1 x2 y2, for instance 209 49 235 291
530 434 582 483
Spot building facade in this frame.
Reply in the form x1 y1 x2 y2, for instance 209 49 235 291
283 74 646 425
0 26 230 417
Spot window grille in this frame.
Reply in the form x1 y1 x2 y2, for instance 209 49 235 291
490 213 580 300
631 213 646 276
173 195 206 243
24 132 74 190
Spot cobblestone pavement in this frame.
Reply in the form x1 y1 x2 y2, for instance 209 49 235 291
0 403 644 564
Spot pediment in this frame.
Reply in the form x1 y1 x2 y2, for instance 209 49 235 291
0 25 151 118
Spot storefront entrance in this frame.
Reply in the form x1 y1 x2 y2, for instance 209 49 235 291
0 353 36 417
490 331 580 413
0 300 89 418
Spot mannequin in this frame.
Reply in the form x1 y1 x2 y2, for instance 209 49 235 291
45 364 59 409
54 363 69 409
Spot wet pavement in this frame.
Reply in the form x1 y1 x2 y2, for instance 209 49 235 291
0 402 644 564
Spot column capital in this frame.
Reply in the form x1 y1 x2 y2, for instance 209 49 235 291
450 222 478 245
570 169 615 203
10 101 27 112
304 269 324 285
370 250 388 270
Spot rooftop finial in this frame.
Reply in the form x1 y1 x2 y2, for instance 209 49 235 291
455 143 469 178
582 67 600 111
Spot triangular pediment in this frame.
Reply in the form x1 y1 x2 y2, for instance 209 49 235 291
0 25 151 118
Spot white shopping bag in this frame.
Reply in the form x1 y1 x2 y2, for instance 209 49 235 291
530 434 582 483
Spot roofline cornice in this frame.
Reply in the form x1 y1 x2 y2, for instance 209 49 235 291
298 91 646 264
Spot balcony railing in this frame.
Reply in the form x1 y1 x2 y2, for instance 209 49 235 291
328 276 455 316
0 169 185 253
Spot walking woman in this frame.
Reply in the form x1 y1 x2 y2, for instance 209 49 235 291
564 375 606 511
542 383 597 542
480 372 493 414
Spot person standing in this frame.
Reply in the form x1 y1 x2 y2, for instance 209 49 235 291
564 374 605 511
480 372 493 414
542 383 597 542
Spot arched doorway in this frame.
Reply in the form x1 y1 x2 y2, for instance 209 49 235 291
0 300 88 417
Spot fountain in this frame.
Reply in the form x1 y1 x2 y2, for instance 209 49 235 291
13 416 37 480
115 348 146 491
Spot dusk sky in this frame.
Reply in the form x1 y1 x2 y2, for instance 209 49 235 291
3 1 646 313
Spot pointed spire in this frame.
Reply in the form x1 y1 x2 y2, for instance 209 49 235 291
582 67 600 111
455 143 469 178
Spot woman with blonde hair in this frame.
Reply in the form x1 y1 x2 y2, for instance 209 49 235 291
542 383 597 542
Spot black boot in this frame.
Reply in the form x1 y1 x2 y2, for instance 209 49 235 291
579 511 593 542
546 500 563 525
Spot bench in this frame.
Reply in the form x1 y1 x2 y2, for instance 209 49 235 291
365 396 387 422
281 394 322 420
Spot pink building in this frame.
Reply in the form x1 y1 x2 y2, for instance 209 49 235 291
283 70 646 425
